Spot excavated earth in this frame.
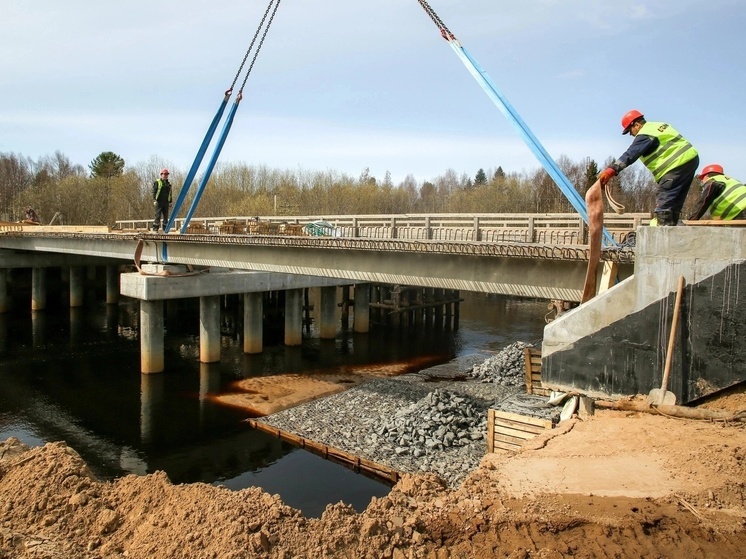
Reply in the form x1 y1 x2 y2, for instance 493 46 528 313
1 380 745 558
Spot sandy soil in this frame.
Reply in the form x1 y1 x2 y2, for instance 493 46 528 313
1 389 745 558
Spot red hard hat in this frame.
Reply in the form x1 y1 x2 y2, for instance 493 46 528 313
621 109 644 135
698 164 724 180
160 168 170 175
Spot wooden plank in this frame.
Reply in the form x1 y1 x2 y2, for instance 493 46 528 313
524 348 534 394
682 219 746 226
247 418 400 484
495 424 542 441
494 417 550 435
493 410 553 429
487 409 495 453
491 435 524 451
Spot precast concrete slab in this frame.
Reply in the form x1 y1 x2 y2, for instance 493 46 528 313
120 268 355 300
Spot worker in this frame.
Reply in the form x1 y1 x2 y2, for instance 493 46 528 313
24 206 40 224
597 110 699 226
152 168 173 231
688 164 746 221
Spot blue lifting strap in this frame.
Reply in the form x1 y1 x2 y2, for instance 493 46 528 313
170 0 282 234
415 0 616 247
165 91 232 233
447 40 616 247
179 96 242 234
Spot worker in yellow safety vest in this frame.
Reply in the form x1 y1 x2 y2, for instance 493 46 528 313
597 110 699 226
152 168 173 231
688 164 746 221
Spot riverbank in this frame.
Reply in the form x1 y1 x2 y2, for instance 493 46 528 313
2 349 745 558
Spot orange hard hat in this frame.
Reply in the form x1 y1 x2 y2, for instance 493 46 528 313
621 109 644 135
698 164 724 180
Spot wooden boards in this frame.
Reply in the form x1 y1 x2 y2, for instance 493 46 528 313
487 409 554 453
524 347 550 396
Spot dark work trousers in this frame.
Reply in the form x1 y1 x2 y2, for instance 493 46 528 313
153 203 170 231
655 155 700 221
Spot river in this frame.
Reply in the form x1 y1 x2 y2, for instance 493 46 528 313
0 287 546 517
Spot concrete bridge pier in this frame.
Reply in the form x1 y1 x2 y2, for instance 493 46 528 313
106 265 119 304
199 295 221 363
69 266 84 308
285 288 303 346
32 267 46 311
353 284 370 333
319 286 338 339
140 300 165 374
243 292 263 354
0 269 7 313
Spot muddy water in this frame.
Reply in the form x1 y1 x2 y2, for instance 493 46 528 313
0 290 546 517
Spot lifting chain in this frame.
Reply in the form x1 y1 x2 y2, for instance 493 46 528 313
228 0 283 95
415 0 455 40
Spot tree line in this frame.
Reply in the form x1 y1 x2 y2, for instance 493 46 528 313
0 150 704 226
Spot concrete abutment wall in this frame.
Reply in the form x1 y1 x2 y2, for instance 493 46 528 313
543 226 746 403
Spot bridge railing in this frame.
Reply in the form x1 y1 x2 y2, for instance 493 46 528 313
114 213 648 244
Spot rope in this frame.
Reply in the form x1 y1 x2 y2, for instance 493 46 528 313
133 239 209 277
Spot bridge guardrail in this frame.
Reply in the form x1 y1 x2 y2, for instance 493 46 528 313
114 213 648 245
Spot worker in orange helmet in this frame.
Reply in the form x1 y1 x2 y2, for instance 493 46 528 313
688 164 746 221
597 110 699 226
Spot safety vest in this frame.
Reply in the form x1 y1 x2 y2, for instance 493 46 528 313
154 179 172 202
705 174 746 220
638 122 698 182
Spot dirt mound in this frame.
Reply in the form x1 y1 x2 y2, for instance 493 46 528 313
1 397 745 558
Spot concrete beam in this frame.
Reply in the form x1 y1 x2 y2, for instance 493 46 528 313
0 249 126 269
120 269 355 301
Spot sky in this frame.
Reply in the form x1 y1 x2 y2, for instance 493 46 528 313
2 0 745 186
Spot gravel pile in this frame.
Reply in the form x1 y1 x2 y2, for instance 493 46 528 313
370 389 484 458
261 343 538 488
468 341 532 386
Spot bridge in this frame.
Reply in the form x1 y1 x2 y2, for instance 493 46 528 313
1 213 744 406
0 212 645 302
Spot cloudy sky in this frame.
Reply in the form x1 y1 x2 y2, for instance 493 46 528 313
2 0 744 184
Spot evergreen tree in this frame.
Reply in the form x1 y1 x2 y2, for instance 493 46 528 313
475 168 487 185
585 159 599 190
493 166 505 180
89 151 125 179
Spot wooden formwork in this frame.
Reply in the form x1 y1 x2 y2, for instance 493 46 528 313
524 347 551 396
247 419 399 484
487 409 554 453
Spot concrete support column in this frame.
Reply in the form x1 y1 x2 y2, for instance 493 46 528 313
106 265 119 305
353 284 370 333
243 292 263 354
319 286 338 339
199 295 221 363
284 288 303 346
31 267 46 311
69 266 84 308
0 269 8 313
140 300 164 374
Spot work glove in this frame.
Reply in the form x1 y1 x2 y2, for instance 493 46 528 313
597 167 616 186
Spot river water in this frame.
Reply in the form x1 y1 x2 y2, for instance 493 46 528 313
0 286 546 517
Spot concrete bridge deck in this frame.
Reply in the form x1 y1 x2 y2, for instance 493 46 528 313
0 211 644 301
